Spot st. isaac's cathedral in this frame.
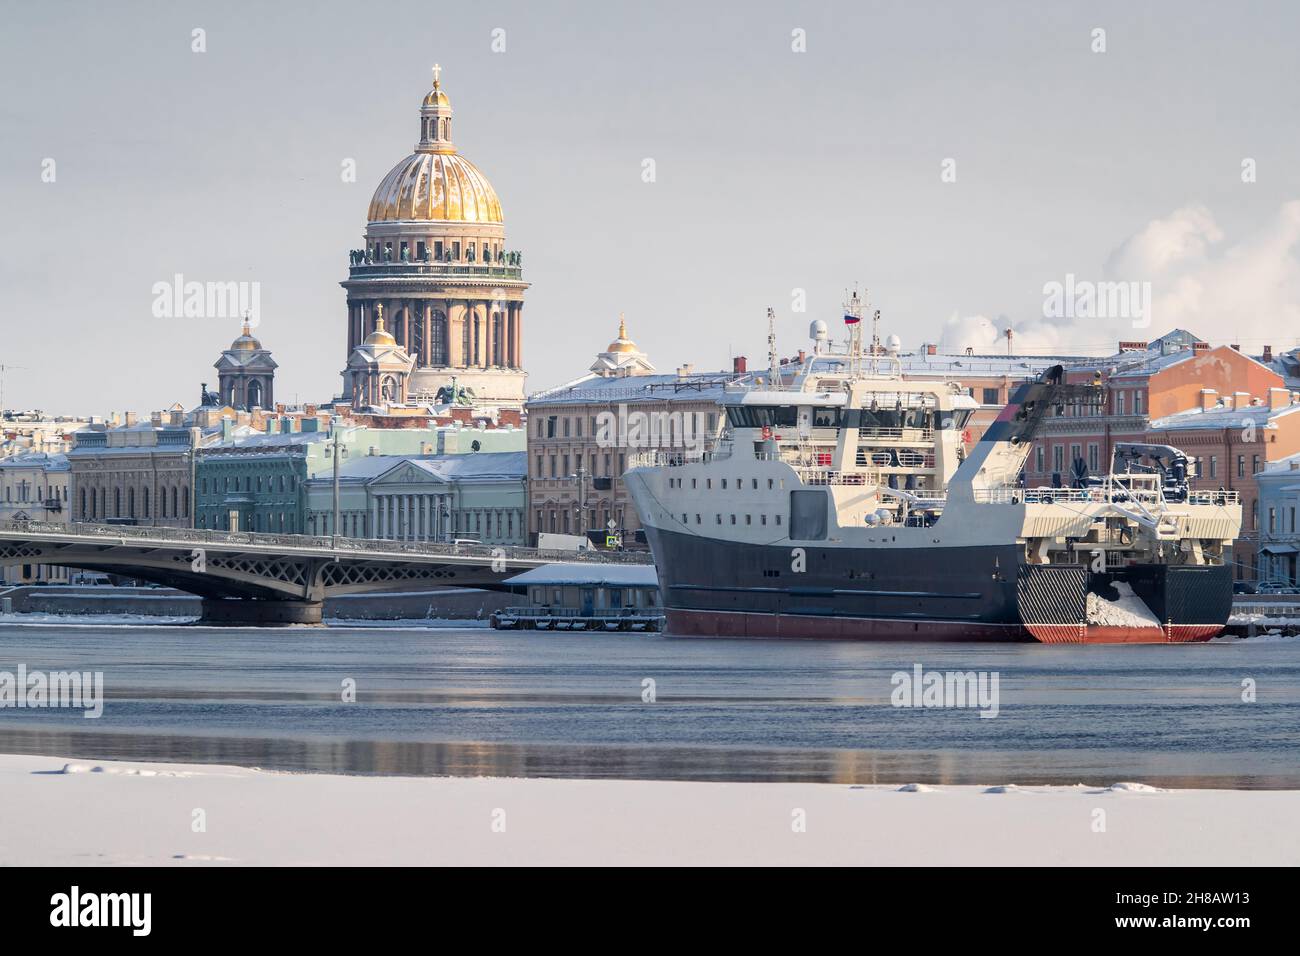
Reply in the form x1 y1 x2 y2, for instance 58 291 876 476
341 66 529 409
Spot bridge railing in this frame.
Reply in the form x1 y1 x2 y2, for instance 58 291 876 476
0 519 652 565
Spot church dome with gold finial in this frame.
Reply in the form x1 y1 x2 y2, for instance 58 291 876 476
367 65 504 224
230 318 262 351
606 317 638 354
362 305 397 347
591 315 655 377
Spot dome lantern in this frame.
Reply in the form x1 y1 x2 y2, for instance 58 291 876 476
417 63 454 155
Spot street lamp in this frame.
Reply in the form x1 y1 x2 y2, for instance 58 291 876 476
328 426 343 548
566 462 592 540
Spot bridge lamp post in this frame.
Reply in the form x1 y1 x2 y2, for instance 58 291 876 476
329 429 342 549
566 463 591 540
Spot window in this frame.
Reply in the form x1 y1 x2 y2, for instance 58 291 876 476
1238 456 1245 478
1253 455 1261 474
1088 444 1099 473
1134 391 1143 415
1115 391 1125 416
1035 446 1044 473
1052 445 1064 475
981 388 1000 405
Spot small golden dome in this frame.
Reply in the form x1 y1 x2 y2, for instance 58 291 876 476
606 316 638 354
230 319 261 351
363 306 397 347
423 64 450 108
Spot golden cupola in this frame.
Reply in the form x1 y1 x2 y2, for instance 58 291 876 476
607 316 639 354
230 317 263 351
366 65 504 224
362 305 397 347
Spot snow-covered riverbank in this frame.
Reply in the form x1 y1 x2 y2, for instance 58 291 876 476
1 754 1296 866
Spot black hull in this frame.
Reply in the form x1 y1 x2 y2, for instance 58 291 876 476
642 526 1232 643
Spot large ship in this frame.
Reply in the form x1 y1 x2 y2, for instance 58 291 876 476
624 299 1243 643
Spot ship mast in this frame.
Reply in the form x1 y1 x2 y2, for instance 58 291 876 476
843 287 865 376
767 307 781 390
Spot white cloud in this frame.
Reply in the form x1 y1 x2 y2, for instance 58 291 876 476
937 201 1300 355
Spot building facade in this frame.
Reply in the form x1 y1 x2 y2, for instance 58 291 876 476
195 423 526 535
303 451 527 545
1147 398 1300 582
526 321 733 546
1027 337 1288 488
1256 453 1300 586
341 67 528 408
67 423 204 527
0 452 71 583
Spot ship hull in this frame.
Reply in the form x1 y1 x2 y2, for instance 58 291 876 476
643 526 1231 644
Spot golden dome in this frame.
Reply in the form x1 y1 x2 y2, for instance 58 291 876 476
606 316 639 354
423 88 451 109
363 306 397 347
367 151 503 223
230 319 261 351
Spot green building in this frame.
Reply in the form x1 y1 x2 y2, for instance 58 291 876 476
195 423 523 534
303 451 527 545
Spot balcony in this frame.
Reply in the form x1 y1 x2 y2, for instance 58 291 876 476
346 256 523 283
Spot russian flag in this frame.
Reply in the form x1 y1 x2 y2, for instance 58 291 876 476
843 313 860 325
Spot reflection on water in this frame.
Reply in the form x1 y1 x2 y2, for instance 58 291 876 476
0 727 1293 788
1 622 1298 787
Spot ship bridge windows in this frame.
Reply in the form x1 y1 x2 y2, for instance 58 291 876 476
726 405 799 429
938 409 974 431
812 408 843 428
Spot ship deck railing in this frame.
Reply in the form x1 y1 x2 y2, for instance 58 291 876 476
973 485 1241 506
490 606 664 632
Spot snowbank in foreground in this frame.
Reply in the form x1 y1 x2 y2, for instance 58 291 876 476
2 754 1297 866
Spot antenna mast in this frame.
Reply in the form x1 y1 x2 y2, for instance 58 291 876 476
766 307 781 389
843 287 865 376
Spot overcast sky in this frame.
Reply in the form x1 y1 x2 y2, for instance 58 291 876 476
3 0 1299 415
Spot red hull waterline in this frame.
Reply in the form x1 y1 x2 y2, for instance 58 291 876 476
665 610 1223 644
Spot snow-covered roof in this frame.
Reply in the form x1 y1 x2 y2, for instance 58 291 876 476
528 371 741 407
504 563 659 587
1149 403 1300 431
0 451 69 471
405 451 525 481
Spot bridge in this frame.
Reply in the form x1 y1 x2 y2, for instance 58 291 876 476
0 519 651 624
